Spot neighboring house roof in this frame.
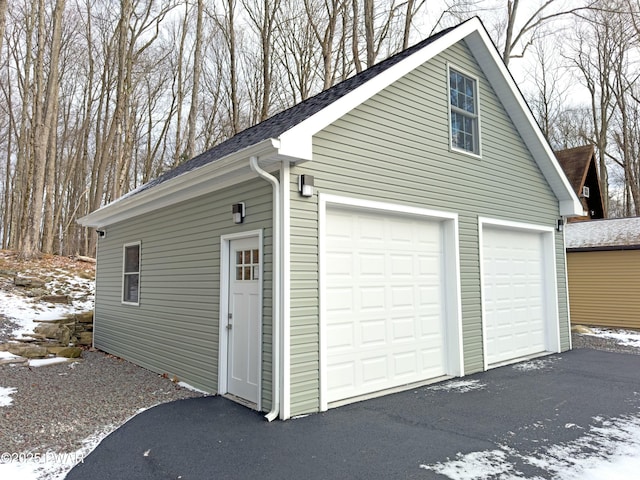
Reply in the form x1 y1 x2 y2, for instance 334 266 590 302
555 145 594 194
78 17 583 228
555 145 605 220
565 217 640 250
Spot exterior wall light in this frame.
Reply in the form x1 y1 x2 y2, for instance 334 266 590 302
556 218 564 232
298 174 315 198
232 202 245 224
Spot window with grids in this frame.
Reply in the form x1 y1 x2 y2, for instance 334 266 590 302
449 68 479 155
235 249 259 281
122 243 140 304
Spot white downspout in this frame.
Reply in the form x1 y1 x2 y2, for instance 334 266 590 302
250 156 280 422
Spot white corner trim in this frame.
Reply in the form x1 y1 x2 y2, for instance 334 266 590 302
318 194 463 411
280 160 291 420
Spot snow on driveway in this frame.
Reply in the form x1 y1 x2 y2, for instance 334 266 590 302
420 413 640 479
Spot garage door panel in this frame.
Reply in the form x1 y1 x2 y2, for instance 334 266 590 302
482 226 549 366
326 207 447 403
361 319 386 346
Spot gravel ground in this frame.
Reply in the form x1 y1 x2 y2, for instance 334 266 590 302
0 331 636 462
0 350 204 456
571 331 640 355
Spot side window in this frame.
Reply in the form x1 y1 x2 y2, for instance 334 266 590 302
449 67 480 156
123 242 140 304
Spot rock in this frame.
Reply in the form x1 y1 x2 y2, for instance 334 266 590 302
73 255 96 264
74 311 94 323
14 276 46 288
41 295 71 304
25 288 49 298
46 346 82 358
7 344 48 358
33 324 72 345
77 332 93 346
571 324 594 334
34 324 63 339
0 355 28 366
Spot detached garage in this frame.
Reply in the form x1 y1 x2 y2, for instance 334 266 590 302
78 19 582 420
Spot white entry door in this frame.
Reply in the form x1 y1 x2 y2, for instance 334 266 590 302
324 206 447 404
227 237 260 404
482 226 548 367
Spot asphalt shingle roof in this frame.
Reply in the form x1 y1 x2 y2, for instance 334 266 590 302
133 24 458 197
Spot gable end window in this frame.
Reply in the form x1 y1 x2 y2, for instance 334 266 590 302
449 67 480 155
122 242 140 304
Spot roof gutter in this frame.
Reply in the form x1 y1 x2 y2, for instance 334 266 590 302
250 156 281 422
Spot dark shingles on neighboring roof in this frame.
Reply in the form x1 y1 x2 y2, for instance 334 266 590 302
132 23 459 197
555 145 595 196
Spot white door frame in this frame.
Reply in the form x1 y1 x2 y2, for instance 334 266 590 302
318 194 464 411
219 229 263 411
478 217 560 371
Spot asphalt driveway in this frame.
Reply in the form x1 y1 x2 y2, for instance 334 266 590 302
66 349 640 479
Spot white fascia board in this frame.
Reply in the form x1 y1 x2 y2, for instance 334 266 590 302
463 29 583 217
78 139 281 227
277 18 486 161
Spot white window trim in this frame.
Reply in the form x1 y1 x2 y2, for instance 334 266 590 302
121 241 141 306
447 63 482 159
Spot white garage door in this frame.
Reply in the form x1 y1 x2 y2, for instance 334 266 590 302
482 226 548 366
325 207 447 404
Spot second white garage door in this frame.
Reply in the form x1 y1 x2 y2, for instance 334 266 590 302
482 225 552 367
324 206 447 404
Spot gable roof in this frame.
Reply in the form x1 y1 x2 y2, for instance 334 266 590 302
566 217 640 250
78 17 583 228
555 145 595 196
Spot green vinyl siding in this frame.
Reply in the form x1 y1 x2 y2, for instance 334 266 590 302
94 179 273 409
287 39 569 415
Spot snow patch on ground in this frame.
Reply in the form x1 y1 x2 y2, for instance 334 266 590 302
585 328 640 349
429 380 485 393
512 357 558 372
420 414 640 480
28 358 71 368
0 386 17 407
177 381 209 395
0 351 21 360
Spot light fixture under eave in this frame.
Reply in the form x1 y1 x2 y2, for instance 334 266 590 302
556 218 564 232
298 174 315 197
232 202 245 224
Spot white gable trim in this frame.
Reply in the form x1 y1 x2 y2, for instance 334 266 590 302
278 18 581 217
278 20 479 161
463 28 582 217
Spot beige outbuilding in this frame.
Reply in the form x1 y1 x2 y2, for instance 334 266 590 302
565 217 640 330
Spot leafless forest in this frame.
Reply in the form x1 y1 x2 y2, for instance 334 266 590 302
0 0 639 258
